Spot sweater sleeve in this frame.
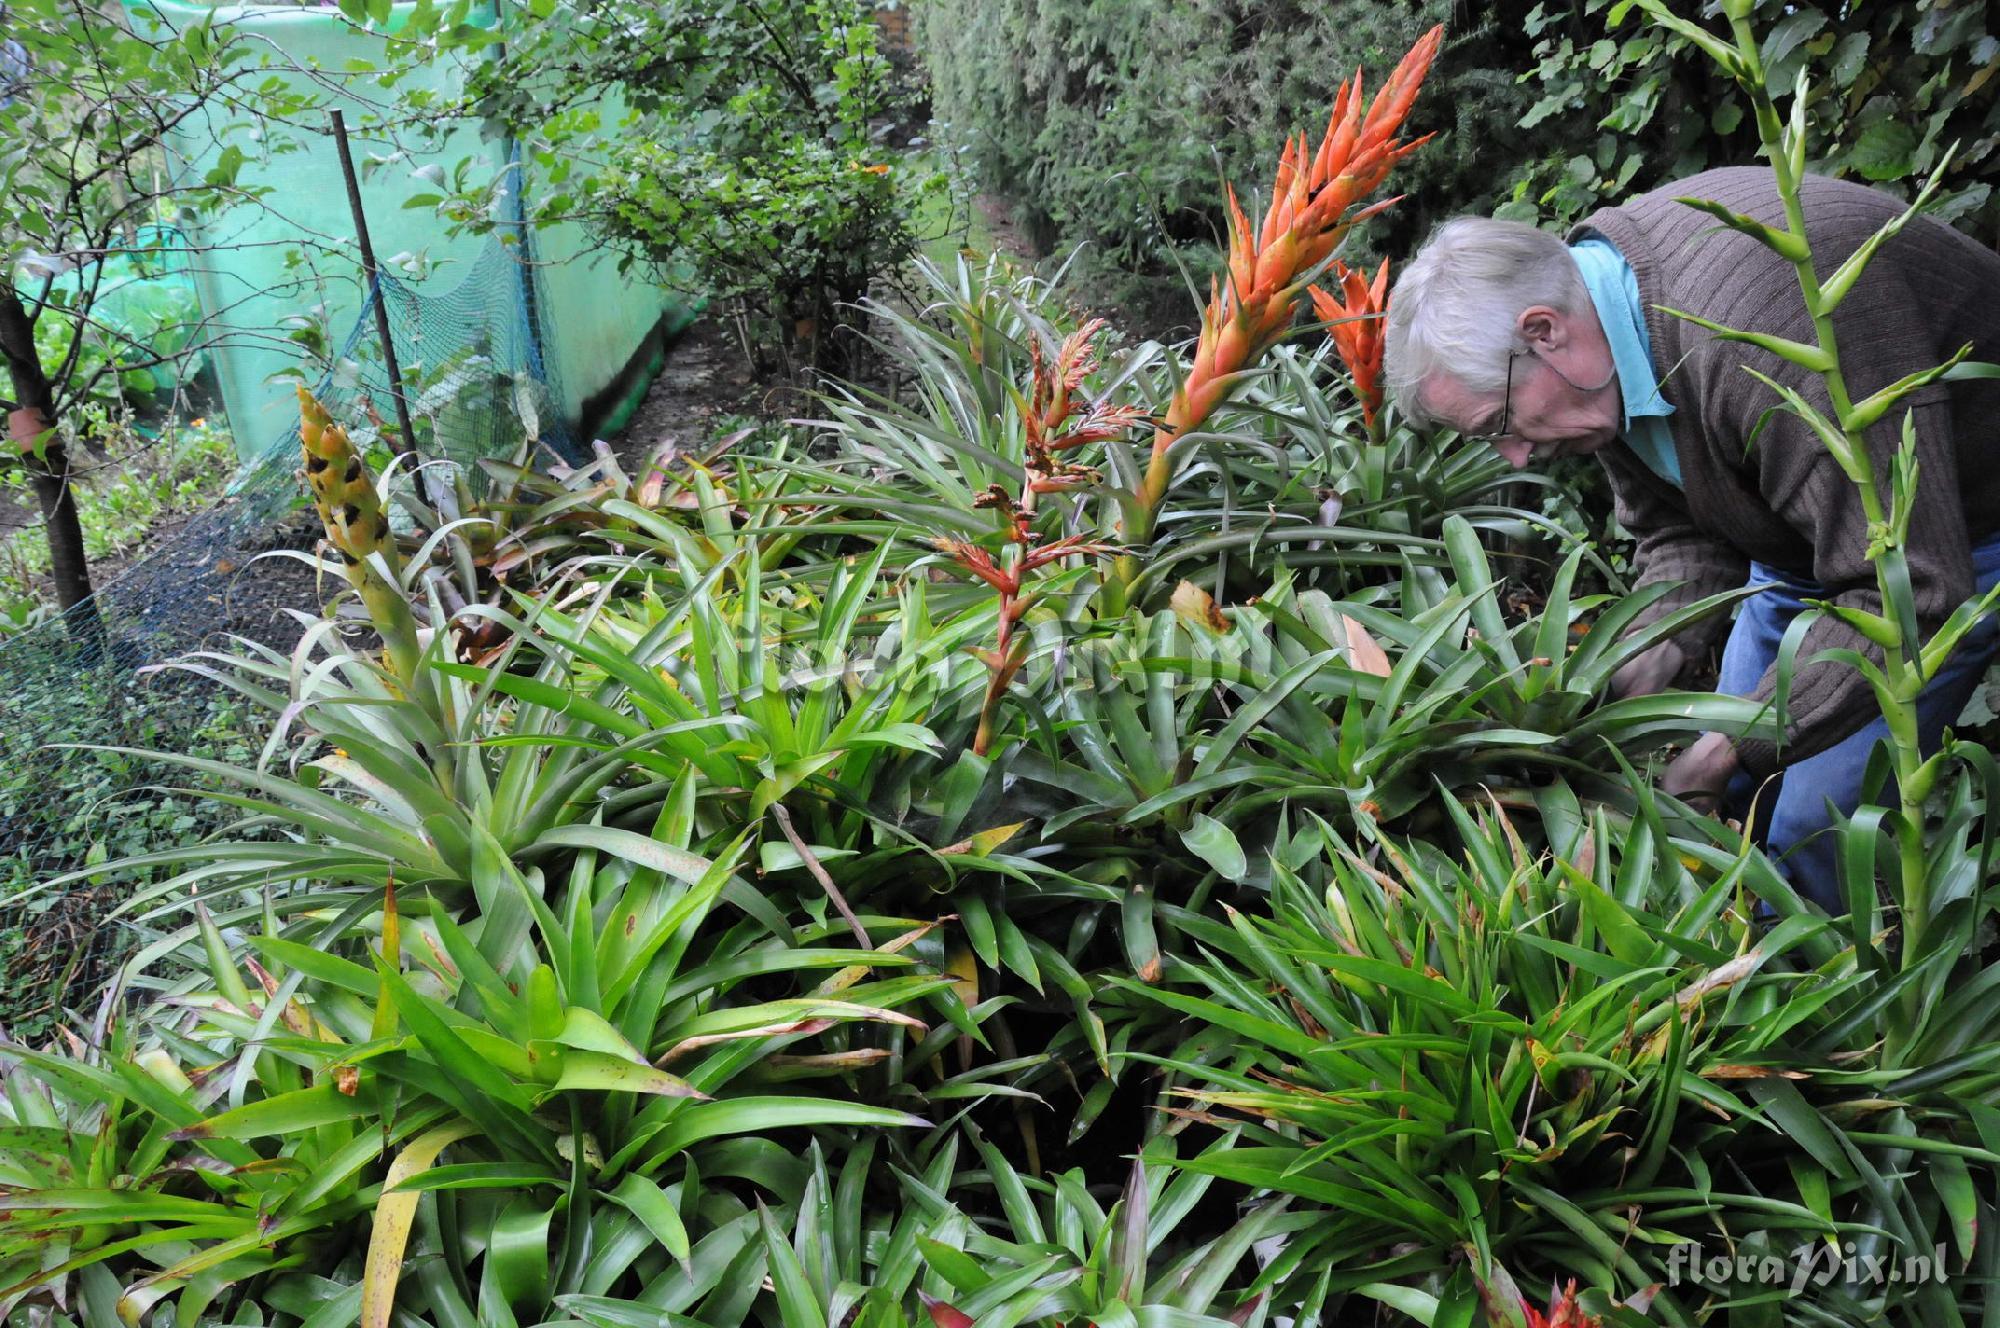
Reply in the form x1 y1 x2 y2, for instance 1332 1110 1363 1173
1726 331 1971 781
1599 441 1749 665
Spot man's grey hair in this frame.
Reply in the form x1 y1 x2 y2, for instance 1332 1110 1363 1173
1383 216 1589 429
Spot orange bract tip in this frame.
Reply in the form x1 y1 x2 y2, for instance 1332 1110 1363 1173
1149 26 1437 458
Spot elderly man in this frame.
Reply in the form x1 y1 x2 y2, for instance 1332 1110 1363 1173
1383 166 2000 911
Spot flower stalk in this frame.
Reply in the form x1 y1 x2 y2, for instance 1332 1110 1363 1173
946 321 1134 753
1633 1 2000 1036
1109 25 1440 597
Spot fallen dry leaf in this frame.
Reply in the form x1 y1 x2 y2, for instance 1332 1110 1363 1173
1342 614 1392 677
1170 579 1231 633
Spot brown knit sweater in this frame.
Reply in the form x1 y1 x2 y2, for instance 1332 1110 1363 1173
1573 167 2000 779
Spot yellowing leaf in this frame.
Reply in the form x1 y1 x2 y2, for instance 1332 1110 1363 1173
938 821 1029 858
370 882 401 1046
944 945 979 1012
814 920 939 996
363 1121 480 1328
541 1050 707 1099
946 944 979 1069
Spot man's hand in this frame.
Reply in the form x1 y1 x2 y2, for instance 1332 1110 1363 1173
1609 639 1686 701
1662 731 1740 810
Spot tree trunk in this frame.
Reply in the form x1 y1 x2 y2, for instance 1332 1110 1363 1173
0 286 103 646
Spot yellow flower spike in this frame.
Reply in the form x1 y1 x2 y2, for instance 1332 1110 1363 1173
296 390 433 714
298 389 397 575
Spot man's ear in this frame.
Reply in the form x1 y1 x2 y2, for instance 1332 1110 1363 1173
1516 304 1567 352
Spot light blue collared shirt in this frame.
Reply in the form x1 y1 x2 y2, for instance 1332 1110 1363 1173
1568 230 1681 488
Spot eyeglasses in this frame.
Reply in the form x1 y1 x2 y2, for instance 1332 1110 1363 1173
1460 350 1522 443
1461 344 1620 443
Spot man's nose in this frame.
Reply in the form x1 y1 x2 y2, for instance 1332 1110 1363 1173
1493 438 1533 469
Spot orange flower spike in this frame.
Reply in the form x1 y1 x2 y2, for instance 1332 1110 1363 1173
1309 260 1388 431
1140 23 1439 485
1521 1282 1604 1328
1309 75 1362 185
1020 533 1118 573
1357 26 1444 156
1058 402 1147 449
1056 321 1105 388
1224 187 1258 303
1023 336 1051 452
1257 138 1303 251
931 537 1017 594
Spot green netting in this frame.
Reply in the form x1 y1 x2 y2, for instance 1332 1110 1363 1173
27 222 208 400
0 237 580 1036
0 0 691 1034
123 0 683 457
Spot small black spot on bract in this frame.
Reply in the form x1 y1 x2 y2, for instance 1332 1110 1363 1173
344 458 361 485
341 503 361 527
306 454 329 473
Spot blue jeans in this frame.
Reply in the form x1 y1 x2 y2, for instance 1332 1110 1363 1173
1718 536 2000 912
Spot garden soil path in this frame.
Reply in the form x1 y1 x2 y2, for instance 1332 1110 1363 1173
608 318 775 474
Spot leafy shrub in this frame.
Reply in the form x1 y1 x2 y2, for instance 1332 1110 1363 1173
406 0 948 373
914 0 1539 299
915 0 1998 305
30 264 206 416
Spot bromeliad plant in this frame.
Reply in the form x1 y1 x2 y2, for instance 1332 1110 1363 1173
1094 517 1774 831
1628 3 2000 1041
298 386 429 706
1120 797 1989 1323
0 817 949 1323
1112 26 1443 600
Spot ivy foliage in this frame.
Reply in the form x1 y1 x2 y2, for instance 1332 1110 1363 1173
1510 0 1998 237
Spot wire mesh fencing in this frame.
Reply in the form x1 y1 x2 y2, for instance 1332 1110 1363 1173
0 239 582 1038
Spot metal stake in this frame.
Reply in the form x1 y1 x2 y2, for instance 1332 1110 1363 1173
329 108 417 458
